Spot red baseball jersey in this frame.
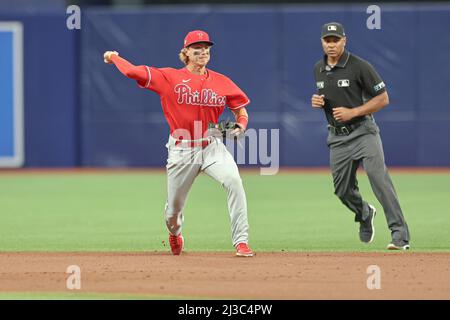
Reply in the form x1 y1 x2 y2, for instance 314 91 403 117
136 67 250 139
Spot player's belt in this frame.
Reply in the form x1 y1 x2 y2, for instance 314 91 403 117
328 120 365 136
172 136 215 148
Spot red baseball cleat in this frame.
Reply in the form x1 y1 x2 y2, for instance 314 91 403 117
169 233 184 255
235 243 254 257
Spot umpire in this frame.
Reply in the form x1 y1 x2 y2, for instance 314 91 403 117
311 22 410 250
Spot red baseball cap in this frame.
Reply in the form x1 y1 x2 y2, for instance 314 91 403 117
183 30 214 48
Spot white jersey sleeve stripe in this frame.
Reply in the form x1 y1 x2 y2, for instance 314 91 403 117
145 66 151 88
228 99 250 110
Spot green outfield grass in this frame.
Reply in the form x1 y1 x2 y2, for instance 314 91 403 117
1 171 449 252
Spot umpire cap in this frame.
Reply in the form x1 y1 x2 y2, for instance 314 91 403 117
321 22 346 38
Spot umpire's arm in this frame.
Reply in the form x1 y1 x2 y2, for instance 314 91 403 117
333 92 389 122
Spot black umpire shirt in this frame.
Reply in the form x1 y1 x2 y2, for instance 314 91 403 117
313 50 386 127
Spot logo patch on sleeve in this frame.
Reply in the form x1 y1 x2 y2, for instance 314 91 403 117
316 81 324 89
373 81 385 92
337 79 350 87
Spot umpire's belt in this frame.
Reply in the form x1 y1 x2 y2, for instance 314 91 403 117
328 121 364 136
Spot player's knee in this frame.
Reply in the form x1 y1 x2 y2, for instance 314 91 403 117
222 175 243 191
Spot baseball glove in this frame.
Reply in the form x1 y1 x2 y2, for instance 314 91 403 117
207 120 245 140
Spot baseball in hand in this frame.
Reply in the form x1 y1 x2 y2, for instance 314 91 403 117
103 51 119 64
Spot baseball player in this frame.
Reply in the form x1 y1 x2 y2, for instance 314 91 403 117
103 30 253 257
311 22 410 250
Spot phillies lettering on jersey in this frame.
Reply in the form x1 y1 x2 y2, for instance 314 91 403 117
174 84 226 107
137 67 250 139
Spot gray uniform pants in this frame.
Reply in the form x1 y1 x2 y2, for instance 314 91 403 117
327 119 410 243
164 135 249 247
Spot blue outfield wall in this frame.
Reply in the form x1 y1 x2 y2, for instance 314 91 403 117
3 4 450 167
80 4 450 167
0 12 78 167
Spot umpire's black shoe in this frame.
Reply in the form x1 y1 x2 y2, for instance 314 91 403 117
359 204 377 243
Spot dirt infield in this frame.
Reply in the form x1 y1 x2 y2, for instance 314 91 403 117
1 252 450 299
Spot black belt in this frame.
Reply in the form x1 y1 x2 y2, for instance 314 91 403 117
328 120 365 136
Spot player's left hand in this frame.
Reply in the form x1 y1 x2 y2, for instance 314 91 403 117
333 107 358 122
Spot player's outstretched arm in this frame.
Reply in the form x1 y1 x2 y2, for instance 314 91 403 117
103 50 148 83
